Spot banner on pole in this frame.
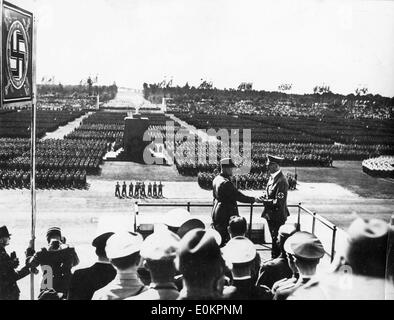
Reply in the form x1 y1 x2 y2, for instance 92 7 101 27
1 1 33 106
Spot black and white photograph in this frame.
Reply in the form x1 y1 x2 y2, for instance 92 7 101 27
0 0 394 306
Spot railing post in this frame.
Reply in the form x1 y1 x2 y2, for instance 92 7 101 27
187 202 191 212
248 203 254 239
134 201 139 232
312 212 316 235
331 226 337 262
297 203 302 231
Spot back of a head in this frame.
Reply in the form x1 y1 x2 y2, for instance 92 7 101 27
178 229 225 286
229 216 247 237
345 218 391 278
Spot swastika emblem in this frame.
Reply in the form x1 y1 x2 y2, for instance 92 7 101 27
6 20 29 90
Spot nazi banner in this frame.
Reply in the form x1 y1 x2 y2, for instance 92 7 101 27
1 1 34 106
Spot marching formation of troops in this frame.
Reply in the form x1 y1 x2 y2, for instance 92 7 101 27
115 181 164 199
0 169 87 189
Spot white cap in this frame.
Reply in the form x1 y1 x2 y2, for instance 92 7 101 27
164 208 191 228
106 231 143 259
222 236 256 264
140 230 180 260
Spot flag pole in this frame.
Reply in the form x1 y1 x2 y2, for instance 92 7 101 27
30 15 37 301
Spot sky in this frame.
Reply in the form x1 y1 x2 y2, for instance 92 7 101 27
11 0 394 96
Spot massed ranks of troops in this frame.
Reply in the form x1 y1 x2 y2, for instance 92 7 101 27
0 168 87 189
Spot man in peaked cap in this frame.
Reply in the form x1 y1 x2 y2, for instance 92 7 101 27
290 217 394 300
68 217 117 300
259 154 290 259
212 158 257 247
222 237 271 300
127 230 180 300
273 231 325 300
0 226 32 300
92 231 147 300
177 229 227 300
257 223 297 289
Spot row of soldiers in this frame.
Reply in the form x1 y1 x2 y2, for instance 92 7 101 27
0 168 87 189
115 181 164 199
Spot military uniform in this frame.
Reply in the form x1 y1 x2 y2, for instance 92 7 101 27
115 182 120 197
147 183 152 197
212 171 255 246
0 226 31 300
127 230 180 300
158 182 163 198
261 156 290 258
129 182 134 197
121 182 127 197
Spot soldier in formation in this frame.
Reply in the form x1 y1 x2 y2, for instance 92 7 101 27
114 181 164 199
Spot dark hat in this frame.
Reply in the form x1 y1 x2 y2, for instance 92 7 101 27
220 158 237 168
284 231 325 260
46 227 62 239
344 217 391 278
278 224 298 238
0 226 11 238
177 219 205 239
266 155 284 165
178 229 224 274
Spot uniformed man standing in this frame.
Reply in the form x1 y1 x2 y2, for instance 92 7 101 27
129 181 134 198
259 155 290 258
147 182 152 198
212 158 257 246
121 181 127 198
0 226 32 300
153 182 157 198
115 182 121 198
158 181 163 198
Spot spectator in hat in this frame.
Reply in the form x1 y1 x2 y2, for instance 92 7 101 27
0 226 32 300
212 158 258 246
128 230 180 300
67 220 116 300
290 218 394 300
257 224 297 289
92 231 147 300
176 229 227 300
259 155 290 258
225 216 261 282
164 208 191 234
273 231 325 300
177 219 205 239
29 227 79 298
222 237 271 300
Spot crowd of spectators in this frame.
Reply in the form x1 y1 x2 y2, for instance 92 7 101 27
1 210 392 300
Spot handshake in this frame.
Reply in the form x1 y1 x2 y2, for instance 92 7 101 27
254 195 268 204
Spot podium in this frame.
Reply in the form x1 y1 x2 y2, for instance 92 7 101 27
123 114 150 163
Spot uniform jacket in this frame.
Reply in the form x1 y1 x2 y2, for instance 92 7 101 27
67 262 117 300
211 174 255 228
0 247 30 300
262 171 290 224
257 255 293 289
